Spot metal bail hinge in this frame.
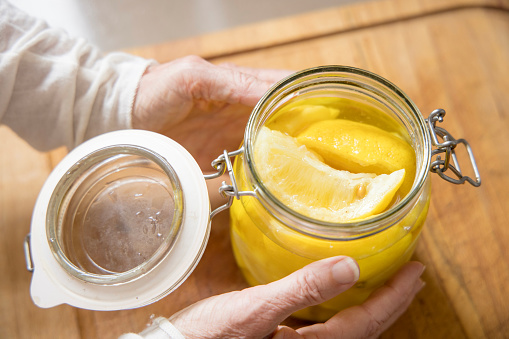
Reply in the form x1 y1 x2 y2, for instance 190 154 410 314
204 147 256 219
426 109 481 187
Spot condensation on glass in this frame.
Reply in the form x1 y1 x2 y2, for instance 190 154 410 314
46 145 183 285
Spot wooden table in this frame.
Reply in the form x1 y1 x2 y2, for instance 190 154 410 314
1 0 508 337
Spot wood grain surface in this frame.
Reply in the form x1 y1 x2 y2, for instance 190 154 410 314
1 0 508 338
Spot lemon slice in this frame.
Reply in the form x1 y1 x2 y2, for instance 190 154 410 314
266 104 339 136
254 127 405 222
296 119 416 195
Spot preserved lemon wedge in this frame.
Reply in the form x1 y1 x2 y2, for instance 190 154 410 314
254 127 405 222
297 119 416 195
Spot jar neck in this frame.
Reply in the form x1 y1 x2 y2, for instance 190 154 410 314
244 65 431 239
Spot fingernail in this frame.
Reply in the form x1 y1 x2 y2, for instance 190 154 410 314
332 257 360 284
418 280 426 292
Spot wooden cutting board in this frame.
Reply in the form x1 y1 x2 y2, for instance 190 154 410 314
1 0 508 337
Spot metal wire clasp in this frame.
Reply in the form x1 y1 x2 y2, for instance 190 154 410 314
426 109 481 186
204 147 256 218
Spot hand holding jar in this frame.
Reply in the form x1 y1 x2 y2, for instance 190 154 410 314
164 258 424 339
132 56 292 168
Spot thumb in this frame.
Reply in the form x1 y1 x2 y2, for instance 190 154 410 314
249 256 360 324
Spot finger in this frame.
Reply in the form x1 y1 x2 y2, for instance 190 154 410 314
218 62 294 84
192 65 273 107
297 261 425 339
247 256 359 327
212 67 291 106
272 326 303 339
374 278 425 333
174 57 291 107
358 274 425 336
213 62 293 106
158 56 275 108
358 261 425 334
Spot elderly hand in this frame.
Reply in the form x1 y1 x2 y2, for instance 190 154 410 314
168 257 425 339
133 55 292 168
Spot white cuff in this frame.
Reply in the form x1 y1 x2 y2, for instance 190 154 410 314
119 317 185 339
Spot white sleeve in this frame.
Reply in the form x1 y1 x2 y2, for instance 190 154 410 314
0 0 156 151
119 317 186 339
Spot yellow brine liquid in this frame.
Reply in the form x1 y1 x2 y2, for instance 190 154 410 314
230 96 430 322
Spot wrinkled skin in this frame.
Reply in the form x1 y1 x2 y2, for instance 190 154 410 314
168 258 424 339
133 55 291 169
132 56 425 338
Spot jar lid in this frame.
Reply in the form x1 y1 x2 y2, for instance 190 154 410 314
28 130 210 310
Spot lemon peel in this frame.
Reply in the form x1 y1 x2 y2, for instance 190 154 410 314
296 119 416 195
266 104 340 136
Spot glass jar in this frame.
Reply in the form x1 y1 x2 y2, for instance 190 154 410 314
26 65 479 313
228 66 478 321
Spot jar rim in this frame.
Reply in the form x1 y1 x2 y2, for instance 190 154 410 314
244 65 431 237
46 144 184 285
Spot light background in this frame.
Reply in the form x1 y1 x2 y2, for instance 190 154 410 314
10 0 368 51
